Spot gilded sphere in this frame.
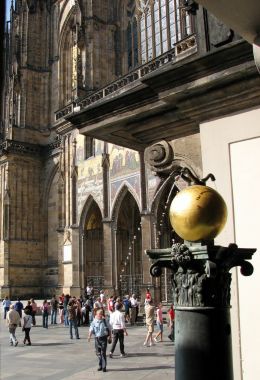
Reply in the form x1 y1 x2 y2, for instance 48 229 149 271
169 185 227 242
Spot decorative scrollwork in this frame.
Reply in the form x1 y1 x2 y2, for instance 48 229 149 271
178 167 215 185
150 264 162 277
145 140 175 176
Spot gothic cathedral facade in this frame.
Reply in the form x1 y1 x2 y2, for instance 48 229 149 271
2 2 260 379
0 0 258 306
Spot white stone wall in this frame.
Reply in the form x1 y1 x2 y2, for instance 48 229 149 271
200 107 260 380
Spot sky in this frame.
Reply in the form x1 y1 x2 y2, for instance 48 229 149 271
5 0 12 21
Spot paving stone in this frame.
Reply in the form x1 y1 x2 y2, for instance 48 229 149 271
0 309 175 380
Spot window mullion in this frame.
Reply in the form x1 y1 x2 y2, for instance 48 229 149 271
166 0 171 51
151 3 156 59
159 1 163 55
174 0 179 42
180 1 185 38
145 13 148 62
137 15 142 64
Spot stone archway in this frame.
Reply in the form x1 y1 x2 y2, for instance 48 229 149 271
151 176 183 303
116 191 142 297
83 200 104 296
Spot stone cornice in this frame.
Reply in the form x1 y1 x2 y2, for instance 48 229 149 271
54 35 197 123
0 139 43 157
54 113 75 136
0 138 62 159
63 40 259 151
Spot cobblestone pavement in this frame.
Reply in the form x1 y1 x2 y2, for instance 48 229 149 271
0 307 175 380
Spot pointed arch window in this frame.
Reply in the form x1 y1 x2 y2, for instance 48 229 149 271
138 0 195 64
127 3 139 71
84 136 95 159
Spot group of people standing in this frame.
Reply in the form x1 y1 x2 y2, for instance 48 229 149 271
2 287 175 374
87 287 175 373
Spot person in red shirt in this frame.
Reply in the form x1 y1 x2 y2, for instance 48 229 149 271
145 288 152 304
168 304 175 342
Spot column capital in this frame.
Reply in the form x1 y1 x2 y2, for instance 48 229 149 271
147 242 255 308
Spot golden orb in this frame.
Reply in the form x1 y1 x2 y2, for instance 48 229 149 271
169 185 227 242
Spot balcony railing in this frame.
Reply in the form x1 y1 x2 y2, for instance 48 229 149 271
55 34 197 122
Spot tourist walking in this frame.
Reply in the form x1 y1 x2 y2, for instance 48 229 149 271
14 298 24 326
30 299 37 326
6 304 20 346
145 288 152 305
154 302 163 342
63 294 70 326
85 284 94 298
23 308 33 345
14 298 24 318
143 299 155 347
129 294 138 325
24 300 33 316
58 296 64 324
76 298 82 326
88 308 112 372
83 298 92 325
67 299 80 339
109 303 128 358
3 296 12 319
107 295 115 319
100 289 106 305
168 303 175 342
123 295 131 323
50 295 58 324
41 300 49 328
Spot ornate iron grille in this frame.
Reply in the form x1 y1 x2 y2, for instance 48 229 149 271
86 276 104 297
160 268 174 303
119 274 143 298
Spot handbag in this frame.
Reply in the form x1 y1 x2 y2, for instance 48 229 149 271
22 326 25 331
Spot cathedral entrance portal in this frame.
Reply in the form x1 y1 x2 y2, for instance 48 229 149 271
116 192 142 298
83 201 104 296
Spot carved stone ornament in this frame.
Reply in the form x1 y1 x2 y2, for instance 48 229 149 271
144 140 176 177
183 0 199 15
136 0 151 13
147 242 255 308
26 0 37 13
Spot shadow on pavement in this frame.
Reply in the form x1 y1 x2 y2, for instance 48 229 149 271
118 353 174 358
106 365 175 371
30 342 74 346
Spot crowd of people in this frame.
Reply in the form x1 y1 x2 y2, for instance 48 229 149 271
2 287 175 372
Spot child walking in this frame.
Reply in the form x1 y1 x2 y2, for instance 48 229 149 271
154 302 163 342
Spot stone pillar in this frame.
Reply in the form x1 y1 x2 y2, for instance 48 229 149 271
113 227 118 292
103 219 114 293
71 226 80 297
147 242 255 380
141 213 153 301
57 229 65 290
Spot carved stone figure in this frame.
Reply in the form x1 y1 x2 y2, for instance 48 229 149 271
27 0 37 13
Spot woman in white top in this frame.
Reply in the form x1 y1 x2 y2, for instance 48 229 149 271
23 307 33 345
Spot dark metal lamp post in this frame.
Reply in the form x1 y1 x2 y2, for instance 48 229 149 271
146 169 256 380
